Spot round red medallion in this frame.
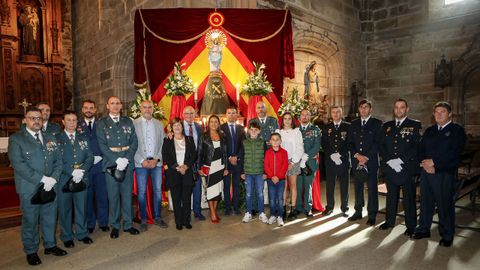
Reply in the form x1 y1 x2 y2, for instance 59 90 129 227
208 11 224 27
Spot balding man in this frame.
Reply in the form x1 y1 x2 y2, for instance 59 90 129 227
248 101 279 144
96 96 139 238
133 100 167 231
183 106 206 220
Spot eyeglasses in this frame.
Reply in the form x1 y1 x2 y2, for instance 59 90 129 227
25 116 43 122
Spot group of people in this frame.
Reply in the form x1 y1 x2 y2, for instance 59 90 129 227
8 96 466 266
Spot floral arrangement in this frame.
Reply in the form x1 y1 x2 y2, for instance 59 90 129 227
241 62 273 96
278 87 309 118
164 62 194 96
128 87 166 120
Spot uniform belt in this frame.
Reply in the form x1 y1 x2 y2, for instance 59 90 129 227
72 163 83 169
109 146 130 152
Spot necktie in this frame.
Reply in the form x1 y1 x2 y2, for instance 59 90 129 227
35 133 42 144
88 121 92 131
42 125 46 132
439 126 443 131
189 124 193 137
362 120 366 127
396 121 400 128
261 119 265 125
335 124 339 130
69 134 75 144
113 117 118 122
230 124 236 153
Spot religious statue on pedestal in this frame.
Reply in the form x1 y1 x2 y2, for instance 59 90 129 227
200 29 231 116
19 5 40 56
304 61 319 103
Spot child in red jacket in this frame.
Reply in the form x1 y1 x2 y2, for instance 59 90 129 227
264 132 288 226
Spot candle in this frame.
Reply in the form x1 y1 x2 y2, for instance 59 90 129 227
236 83 240 103
194 84 198 101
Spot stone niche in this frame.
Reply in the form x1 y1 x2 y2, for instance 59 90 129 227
0 0 70 135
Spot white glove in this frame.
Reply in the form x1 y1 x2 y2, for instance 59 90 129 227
330 153 342 165
94 156 103 165
116 158 129 171
300 153 309 168
72 169 85 183
41 176 57 191
387 158 403 173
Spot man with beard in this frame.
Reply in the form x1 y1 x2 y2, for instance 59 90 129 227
78 100 109 233
36 102 61 135
378 99 421 237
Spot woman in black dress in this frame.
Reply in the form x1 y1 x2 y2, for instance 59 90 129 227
162 118 197 230
198 115 228 223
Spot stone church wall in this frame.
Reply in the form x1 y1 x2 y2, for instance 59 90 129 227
363 0 480 128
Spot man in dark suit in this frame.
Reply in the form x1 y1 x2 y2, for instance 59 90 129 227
182 106 206 220
78 99 109 233
322 106 350 217
36 102 61 135
56 111 94 248
379 99 421 236
414 101 466 247
221 106 246 215
347 99 383 226
96 96 139 239
8 107 67 266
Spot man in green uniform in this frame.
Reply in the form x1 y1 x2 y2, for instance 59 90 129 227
96 96 139 238
8 107 67 266
37 102 61 135
56 111 94 248
296 109 321 218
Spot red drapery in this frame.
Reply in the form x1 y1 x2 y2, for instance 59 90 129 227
134 8 294 103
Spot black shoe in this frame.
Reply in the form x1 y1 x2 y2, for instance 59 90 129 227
404 229 414 237
123 227 140 235
44 246 67 256
322 209 333 216
26 253 42 266
176 225 183 230
378 222 393 230
341 211 349 218
366 218 376 226
110 228 119 239
79 236 93 244
305 211 314 218
156 219 168 229
413 231 431 240
439 238 453 247
88 228 94 234
63 240 75 248
184 224 192 229
100 226 110 232
348 212 362 221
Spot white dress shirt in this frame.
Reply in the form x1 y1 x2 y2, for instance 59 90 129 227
276 127 304 163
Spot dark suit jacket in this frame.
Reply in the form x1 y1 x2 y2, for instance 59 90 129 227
419 122 466 174
220 123 246 169
380 118 422 178
347 117 383 169
322 121 351 171
162 136 197 188
77 118 103 174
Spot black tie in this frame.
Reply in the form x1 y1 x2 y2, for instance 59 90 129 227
362 120 366 127
261 119 265 125
335 124 339 130
439 126 443 131
88 121 92 131
35 133 41 144
230 124 236 153
396 121 400 128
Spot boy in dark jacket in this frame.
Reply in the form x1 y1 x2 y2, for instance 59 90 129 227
264 133 288 226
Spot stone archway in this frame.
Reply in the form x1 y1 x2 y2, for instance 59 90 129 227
447 33 480 135
112 34 136 110
289 30 345 111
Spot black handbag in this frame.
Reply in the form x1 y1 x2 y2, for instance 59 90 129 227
62 177 87 193
106 165 126 182
31 183 56 205
301 164 313 176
